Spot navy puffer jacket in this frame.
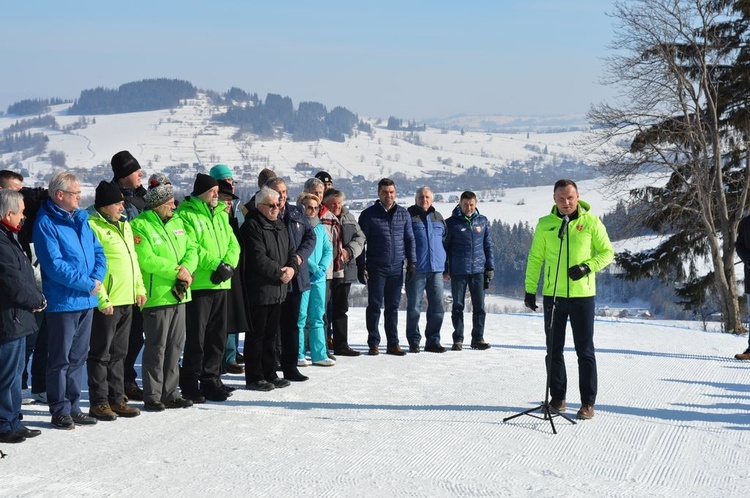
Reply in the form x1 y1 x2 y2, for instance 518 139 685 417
444 205 494 276
281 202 315 294
357 201 416 268
408 205 446 273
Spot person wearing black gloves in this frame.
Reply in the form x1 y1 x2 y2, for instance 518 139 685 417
175 174 240 402
524 179 614 420
444 191 494 351
357 178 416 356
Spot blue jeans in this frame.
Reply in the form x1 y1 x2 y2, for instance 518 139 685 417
543 296 597 405
450 273 486 344
46 309 93 417
366 263 404 347
406 271 445 347
0 336 26 433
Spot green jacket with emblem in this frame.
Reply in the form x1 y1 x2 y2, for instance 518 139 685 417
131 209 199 308
87 206 147 310
175 196 240 291
525 200 614 298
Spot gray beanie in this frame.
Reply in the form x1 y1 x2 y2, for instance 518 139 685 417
145 173 174 208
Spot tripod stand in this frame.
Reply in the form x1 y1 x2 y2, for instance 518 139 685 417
503 216 576 434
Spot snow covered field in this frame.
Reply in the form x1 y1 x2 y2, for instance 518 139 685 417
3 309 749 497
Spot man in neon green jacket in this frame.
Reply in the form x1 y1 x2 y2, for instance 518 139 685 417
524 179 614 421
87 181 147 421
131 174 199 411
175 173 240 403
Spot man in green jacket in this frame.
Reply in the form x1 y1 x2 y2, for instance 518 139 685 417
87 181 147 421
132 174 198 411
176 174 240 403
524 179 614 421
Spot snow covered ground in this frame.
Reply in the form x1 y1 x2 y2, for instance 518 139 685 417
3 309 749 497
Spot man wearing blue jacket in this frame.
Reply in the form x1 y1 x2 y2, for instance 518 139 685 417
444 191 494 351
406 187 447 353
33 172 107 429
357 178 416 356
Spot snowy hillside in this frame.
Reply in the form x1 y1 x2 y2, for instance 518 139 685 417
2 310 749 496
1 93 595 199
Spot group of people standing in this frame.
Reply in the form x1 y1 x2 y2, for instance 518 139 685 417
1 154 615 445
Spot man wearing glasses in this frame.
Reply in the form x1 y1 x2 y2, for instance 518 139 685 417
33 172 107 429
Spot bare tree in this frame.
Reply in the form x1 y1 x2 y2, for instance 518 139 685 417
587 0 750 333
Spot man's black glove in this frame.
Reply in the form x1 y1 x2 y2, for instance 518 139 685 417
210 262 234 284
567 264 590 281
406 262 416 283
524 292 538 311
357 265 368 285
484 269 494 290
171 280 189 302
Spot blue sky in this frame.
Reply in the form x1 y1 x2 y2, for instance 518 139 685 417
1 0 617 119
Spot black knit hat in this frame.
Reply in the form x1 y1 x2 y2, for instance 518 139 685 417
111 150 141 180
315 171 332 183
94 181 124 208
217 179 238 200
192 173 219 196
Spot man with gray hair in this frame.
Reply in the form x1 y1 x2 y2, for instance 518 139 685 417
33 171 107 429
406 187 447 353
265 176 316 382
0 189 46 443
241 187 298 391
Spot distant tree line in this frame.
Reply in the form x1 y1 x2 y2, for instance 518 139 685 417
387 116 426 131
599 200 656 242
3 115 59 135
68 78 197 115
7 98 67 116
488 220 535 296
0 131 48 154
215 91 360 142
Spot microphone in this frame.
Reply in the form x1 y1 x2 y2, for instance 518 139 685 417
558 215 570 240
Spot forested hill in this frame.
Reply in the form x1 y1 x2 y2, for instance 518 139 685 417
67 78 197 115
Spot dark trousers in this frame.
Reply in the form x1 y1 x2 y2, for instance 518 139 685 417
543 296 597 405
330 278 352 350
22 326 38 390
245 304 281 383
279 292 302 374
181 290 228 392
46 309 93 417
450 273 486 344
87 305 133 404
365 263 404 347
0 336 25 433
123 307 144 386
24 312 48 394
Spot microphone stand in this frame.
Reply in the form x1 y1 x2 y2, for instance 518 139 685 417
503 215 576 434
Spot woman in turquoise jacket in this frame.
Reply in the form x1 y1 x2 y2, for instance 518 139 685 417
297 194 333 367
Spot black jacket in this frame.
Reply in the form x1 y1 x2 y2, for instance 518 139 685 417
241 209 298 306
0 223 45 343
227 212 250 333
736 215 750 294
